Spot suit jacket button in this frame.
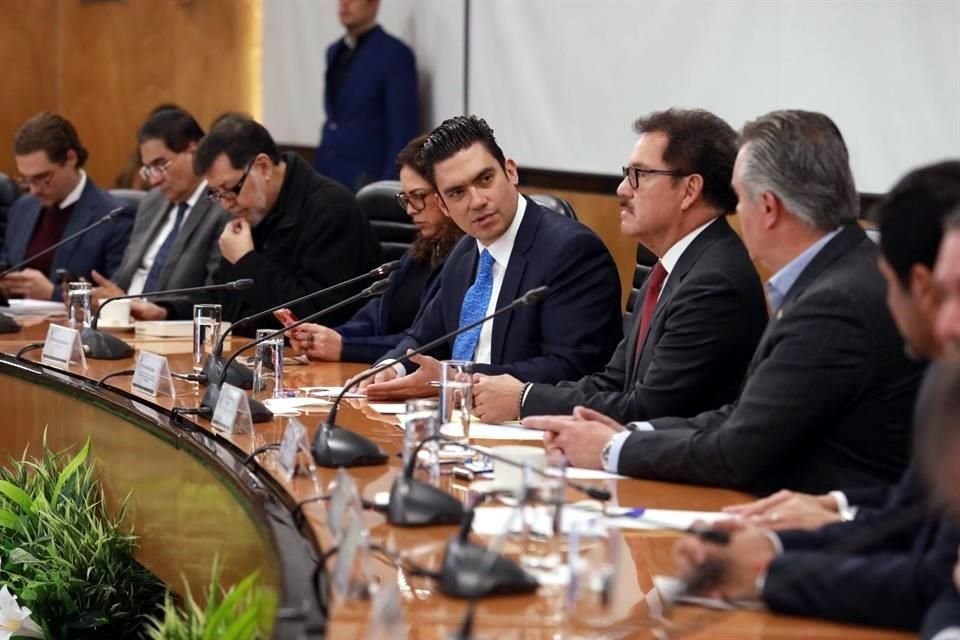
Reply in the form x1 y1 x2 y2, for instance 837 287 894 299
329 122 338 131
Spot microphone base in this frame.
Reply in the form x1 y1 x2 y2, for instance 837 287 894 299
312 422 388 468
0 313 19 334
386 476 465 526
439 537 540 599
201 355 254 390
81 328 135 360
200 383 274 423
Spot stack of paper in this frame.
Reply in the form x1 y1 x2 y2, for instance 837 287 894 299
3 299 66 317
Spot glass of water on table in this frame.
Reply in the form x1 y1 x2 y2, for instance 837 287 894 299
192 303 222 374
439 360 474 447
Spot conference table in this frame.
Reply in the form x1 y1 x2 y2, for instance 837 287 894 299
0 319 915 639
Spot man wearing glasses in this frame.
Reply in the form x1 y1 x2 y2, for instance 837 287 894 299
90 108 230 320
472 108 768 424
0 112 133 301
194 115 381 334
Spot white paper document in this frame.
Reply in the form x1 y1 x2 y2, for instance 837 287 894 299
446 421 545 441
300 386 365 398
653 575 764 611
263 397 332 413
3 299 66 317
368 403 406 414
470 505 731 537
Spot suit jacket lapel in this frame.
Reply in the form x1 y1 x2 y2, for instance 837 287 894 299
9 200 42 264
56 182 98 271
159 197 209 286
490 200 540 364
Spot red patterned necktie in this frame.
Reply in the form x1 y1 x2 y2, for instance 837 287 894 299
635 261 668 357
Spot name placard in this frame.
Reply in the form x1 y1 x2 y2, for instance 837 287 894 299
211 383 253 434
277 417 312 481
131 350 175 398
41 324 86 370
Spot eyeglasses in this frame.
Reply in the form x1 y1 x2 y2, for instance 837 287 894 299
16 171 55 191
621 165 688 190
395 189 435 212
138 158 174 182
206 161 253 203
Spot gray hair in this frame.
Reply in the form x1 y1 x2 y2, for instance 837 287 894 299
738 110 859 230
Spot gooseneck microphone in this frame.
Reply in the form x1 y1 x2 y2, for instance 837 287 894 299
0 207 127 334
82 279 255 360
313 285 550 469
202 260 401 389
198 278 391 423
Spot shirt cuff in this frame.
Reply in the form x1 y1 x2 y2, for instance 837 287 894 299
755 530 784 597
604 430 633 473
376 358 407 378
930 627 960 640
829 490 859 521
627 421 654 431
521 383 534 405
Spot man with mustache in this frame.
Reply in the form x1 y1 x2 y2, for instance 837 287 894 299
471 108 767 424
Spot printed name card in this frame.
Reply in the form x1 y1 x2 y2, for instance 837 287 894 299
277 417 313 481
211 383 253 434
131 350 175 398
41 324 86 370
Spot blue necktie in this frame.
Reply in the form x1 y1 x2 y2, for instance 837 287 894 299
142 202 188 293
452 249 495 360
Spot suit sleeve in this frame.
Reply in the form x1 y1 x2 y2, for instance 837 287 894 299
763 520 960 630
471 233 622 383
923 588 960 640
618 287 871 488
102 205 135 281
378 275 451 365
163 213 229 320
381 44 418 180
523 269 754 422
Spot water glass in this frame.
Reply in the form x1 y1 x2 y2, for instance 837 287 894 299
401 399 440 483
66 281 92 329
253 328 284 399
439 360 473 444
192 304 222 372
519 455 566 574
566 523 622 629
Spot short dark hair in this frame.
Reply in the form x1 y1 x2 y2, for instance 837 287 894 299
874 161 960 286
138 108 205 153
738 110 858 229
193 115 280 175
396 133 429 176
420 116 506 185
633 108 739 214
14 112 89 168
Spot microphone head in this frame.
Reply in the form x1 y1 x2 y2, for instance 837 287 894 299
362 279 391 297
229 278 255 290
373 260 402 277
520 286 549 305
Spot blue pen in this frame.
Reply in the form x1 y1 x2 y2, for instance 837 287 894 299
611 507 730 544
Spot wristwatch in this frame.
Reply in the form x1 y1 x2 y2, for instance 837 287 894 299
600 436 616 471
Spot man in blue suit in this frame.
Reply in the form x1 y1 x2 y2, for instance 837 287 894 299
0 113 133 301
359 115 623 401
313 0 418 192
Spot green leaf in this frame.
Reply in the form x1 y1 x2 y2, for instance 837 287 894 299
52 438 90 505
0 479 33 513
0 509 20 530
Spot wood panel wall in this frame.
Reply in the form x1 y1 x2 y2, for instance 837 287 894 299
0 0 261 186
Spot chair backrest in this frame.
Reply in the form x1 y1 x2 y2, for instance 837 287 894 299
356 180 415 262
0 172 20 252
109 189 147 211
528 193 578 220
625 243 659 315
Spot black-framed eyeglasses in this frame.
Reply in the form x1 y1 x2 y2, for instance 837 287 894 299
207 161 253 203
395 189 435 212
138 158 174 182
621 165 687 190
16 170 55 191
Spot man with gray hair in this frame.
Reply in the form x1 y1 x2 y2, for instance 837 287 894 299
525 109 924 495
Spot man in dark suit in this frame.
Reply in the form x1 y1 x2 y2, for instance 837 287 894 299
471 109 767 424
667 161 960 633
90 108 230 320
526 110 923 495
313 0 418 192
0 113 133 301
358 115 622 400
194 115 381 335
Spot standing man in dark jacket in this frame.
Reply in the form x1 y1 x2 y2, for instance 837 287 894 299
195 115 381 334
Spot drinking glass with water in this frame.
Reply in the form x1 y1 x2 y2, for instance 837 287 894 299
192 304 222 373
440 360 473 444
66 281 92 329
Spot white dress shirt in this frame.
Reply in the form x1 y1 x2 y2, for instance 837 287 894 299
127 180 206 295
60 170 87 209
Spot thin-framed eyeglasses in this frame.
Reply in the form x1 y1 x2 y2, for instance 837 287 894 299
138 158 174 182
621 165 688 190
395 189 435 212
16 170 56 191
206 161 253 203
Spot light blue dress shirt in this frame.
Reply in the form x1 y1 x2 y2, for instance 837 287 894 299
602 227 843 473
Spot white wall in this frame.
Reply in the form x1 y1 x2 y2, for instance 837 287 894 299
262 0 465 147
263 0 960 193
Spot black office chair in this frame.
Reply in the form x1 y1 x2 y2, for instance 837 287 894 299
0 172 19 250
109 189 147 211
529 193 578 220
356 180 416 262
